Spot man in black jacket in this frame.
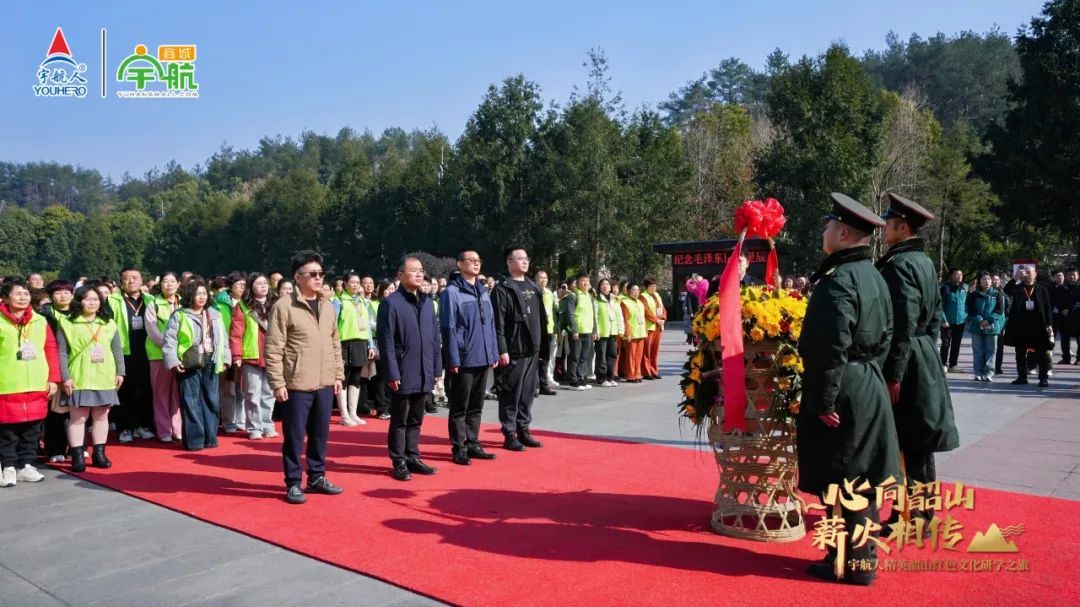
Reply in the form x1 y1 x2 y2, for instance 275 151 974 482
1002 266 1053 386
491 246 549 452
1050 270 1074 364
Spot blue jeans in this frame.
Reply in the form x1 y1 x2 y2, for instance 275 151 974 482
970 332 997 378
177 366 220 450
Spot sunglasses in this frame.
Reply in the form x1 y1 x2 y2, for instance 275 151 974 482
299 271 326 278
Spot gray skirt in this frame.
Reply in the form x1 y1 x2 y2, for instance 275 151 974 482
66 389 120 408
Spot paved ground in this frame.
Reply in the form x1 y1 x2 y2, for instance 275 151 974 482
2 327 1076 605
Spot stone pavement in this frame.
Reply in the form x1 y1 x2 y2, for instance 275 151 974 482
2 327 1076 605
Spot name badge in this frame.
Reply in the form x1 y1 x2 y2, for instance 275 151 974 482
130 316 144 331
1025 300 1035 311
17 341 36 361
90 344 106 364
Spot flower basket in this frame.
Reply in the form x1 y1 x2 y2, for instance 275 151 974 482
707 338 805 542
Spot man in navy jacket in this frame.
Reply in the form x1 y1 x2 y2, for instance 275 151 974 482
440 250 500 466
377 257 443 481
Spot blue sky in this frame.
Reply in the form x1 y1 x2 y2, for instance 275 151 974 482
0 0 1045 181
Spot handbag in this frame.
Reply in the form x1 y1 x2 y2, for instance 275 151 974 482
181 345 206 370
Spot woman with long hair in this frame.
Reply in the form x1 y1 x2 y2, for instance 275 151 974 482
162 277 231 451
146 272 183 442
57 286 125 471
230 273 279 439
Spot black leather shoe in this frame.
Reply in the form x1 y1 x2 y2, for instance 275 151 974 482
406 459 437 475
1057 359 1070 365
539 387 557 396
503 436 526 451
1011 377 1028 385
806 562 875 586
1038 379 1049 387
425 402 438 414
70 446 86 473
392 460 412 481
642 375 656 381
467 446 496 460
91 444 112 469
306 476 343 495
452 450 472 466
518 430 543 448
285 485 307 504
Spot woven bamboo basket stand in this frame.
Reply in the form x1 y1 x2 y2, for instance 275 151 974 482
707 339 805 542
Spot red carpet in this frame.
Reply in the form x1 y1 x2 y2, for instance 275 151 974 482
57 419 1079 607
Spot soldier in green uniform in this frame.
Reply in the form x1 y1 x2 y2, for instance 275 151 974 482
876 193 959 527
797 193 899 586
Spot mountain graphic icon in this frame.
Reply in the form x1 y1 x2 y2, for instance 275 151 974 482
966 523 1020 553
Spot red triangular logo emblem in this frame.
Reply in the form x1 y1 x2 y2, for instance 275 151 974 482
47 27 71 57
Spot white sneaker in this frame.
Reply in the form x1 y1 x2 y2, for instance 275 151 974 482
118 430 134 443
0 467 15 487
135 427 155 440
353 417 367 425
583 384 593 390
340 418 358 427
16 464 44 483
248 432 263 440
605 381 617 387
48 455 66 463
264 430 279 439
159 436 173 443
548 379 560 388
985 375 994 383
574 385 587 392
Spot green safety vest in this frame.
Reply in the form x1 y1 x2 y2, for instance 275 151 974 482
236 301 261 360
541 288 555 334
213 294 237 334
176 310 227 374
337 293 372 342
370 299 381 337
145 295 180 362
57 315 118 391
596 296 620 338
0 310 50 395
107 292 154 356
623 297 647 340
572 289 594 335
641 291 659 331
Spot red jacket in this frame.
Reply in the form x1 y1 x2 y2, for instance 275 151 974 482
230 303 267 368
0 303 61 424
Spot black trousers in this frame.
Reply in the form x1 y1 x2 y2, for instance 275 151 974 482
281 386 333 487
887 449 937 523
370 374 390 416
388 392 428 463
43 408 68 457
538 333 553 389
0 420 43 469
1015 346 1050 380
995 333 1007 373
117 353 154 432
1054 314 1072 361
447 366 488 450
822 491 880 582
939 324 965 368
593 336 618 382
498 354 538 436
566 334 594 386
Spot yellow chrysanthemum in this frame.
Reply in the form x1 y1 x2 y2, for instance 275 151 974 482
689 368 702 382
749 327 765 342
684 383 696 399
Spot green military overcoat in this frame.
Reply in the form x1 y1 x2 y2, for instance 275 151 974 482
876 238 960 454
797 246 900 495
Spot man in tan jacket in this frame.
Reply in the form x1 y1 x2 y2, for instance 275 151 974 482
266 250 345 505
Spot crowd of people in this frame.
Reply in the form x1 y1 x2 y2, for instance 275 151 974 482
0 247 673 499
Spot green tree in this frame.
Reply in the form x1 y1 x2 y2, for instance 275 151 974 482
67 213 120 278
33 205 83 274
980 0 1080 259
755 44 888 267
0 206 40 275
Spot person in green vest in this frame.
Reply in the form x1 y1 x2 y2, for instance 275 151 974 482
146 272 183 443
798 193 899 585
229 272 279 440
39 279 74 464
214 272 247 433
162 277 232 452
534 270 559 394
619 283 647 382
335 272 375 427
0 278 61 487
108 267 156 444
561 274 597 391
57 286 126 472
594 278 622 387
